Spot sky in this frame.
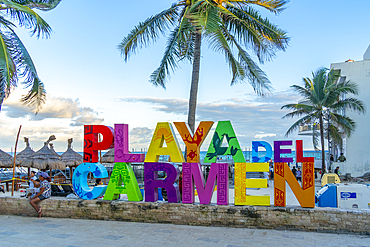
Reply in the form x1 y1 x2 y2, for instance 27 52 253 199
1 0 370 153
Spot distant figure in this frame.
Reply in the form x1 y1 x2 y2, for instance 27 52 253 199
338 153 346 162
296 168 302 182
26 171 37 198
291 166 297 178
330 154 334 171
0 179 5 193
179 172 183 200
330 155 334 161
334 166 340 176
95 178 103 186
205 166 210 180
269 160 274 180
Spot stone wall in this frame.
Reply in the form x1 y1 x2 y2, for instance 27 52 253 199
1 197 369 235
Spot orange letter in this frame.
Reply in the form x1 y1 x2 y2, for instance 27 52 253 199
174 121 213 163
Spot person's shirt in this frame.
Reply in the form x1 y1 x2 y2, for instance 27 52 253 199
40 180 51 198
338 155 346 162
29 176 37 189
296 170 302 177
292 168 297 176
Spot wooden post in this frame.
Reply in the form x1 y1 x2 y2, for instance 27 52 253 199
11 125 22 197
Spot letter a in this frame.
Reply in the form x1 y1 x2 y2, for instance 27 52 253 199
145 122 185 162
103 162 143 201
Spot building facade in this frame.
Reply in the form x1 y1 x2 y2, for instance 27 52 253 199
330 46 370 177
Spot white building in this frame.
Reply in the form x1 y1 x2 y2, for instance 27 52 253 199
330 46 370 177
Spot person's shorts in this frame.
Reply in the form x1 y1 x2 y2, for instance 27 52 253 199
38 195 47 200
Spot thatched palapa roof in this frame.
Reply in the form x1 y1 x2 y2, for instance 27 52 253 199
101 148 114 163
22 135 66 170
0 148 13 168
61 138 83 167
49 143 60 158
16 137 35 166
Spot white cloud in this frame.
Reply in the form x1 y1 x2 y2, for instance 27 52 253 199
254 133 277 139
3 95 104 126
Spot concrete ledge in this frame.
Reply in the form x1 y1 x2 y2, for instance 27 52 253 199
1 197 369 235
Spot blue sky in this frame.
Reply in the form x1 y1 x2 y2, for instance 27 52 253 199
1 0 370 153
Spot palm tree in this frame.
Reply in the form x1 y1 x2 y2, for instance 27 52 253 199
282 68 366 175
119 0 289 133
0 0 61 112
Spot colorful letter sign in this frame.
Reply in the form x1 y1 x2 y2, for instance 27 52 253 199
234 162 270 206
174 121 213 163
84 125 114 163
73 162 108 200
274 140 314 208
144 162 180 203
252 141 273 162
75 122 317 209
103 162 143 201
204 121 245 163
114 124 145 163
182 163 229 205
145 122 185 163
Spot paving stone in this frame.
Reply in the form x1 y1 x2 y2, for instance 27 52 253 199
101 235 124 240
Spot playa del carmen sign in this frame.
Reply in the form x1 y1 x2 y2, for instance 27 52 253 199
72 121 314 208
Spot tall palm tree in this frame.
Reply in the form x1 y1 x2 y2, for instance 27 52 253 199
119 0 289 133
0 0 61 112
282 68 366 175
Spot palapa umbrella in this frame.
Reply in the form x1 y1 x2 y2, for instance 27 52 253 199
0 148 13 168
61 138 83 167
22 135 66 170
101 149 114 163
49 143 60 158
16 137 35 166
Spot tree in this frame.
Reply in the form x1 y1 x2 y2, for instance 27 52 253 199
0 0 61 112
281 68 365 175
119 0 289 133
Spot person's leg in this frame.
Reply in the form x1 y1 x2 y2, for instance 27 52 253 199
29 197 41 214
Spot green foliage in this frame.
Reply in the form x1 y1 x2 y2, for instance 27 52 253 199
282 67 366 150
119 0 289 93
0 0 61 112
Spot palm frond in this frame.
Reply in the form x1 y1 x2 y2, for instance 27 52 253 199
243 0 288 14
205 28 245 85
331 98 366 114
149 26 181 88
1 0 52 38
284 113 315 137
7 28 45 111
0 31 17 99
118 4 179 61
223 4 289 62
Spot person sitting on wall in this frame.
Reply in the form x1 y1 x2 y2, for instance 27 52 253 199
29 172 51 218
338 153 346 162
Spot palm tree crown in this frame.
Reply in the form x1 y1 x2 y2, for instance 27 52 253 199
119 0 289 132
282 68 366 173
0 0 61 112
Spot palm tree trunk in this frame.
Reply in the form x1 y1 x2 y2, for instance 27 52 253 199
319 115 326 177
187 32 201 133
